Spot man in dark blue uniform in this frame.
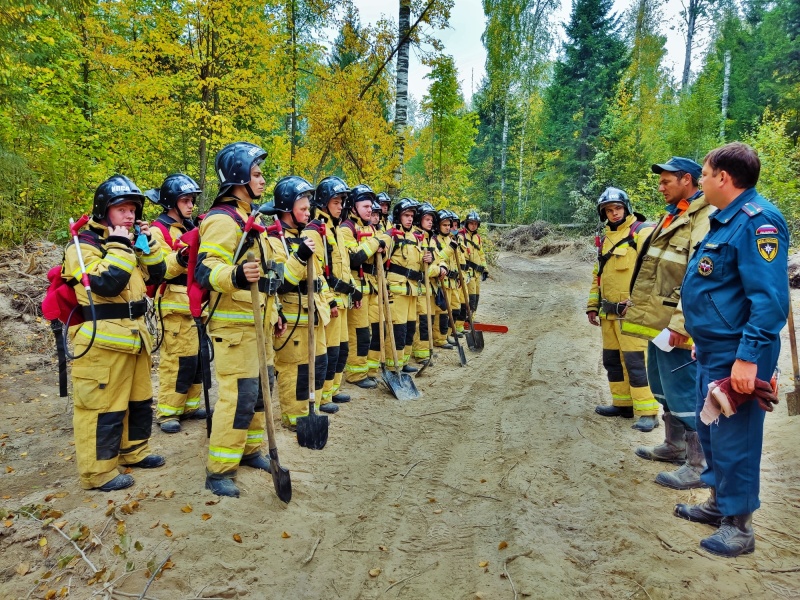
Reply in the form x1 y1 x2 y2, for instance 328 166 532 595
675 142 789 557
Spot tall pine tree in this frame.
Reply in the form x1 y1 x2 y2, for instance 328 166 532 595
541 0 627 217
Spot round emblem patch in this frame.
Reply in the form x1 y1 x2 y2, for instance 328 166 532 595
698 256 714 276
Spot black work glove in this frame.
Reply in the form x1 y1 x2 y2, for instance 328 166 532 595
233 263 250 289
449 239 459 250
176 246 190 268
482 271 488 282
295 240 314 262
351 288 363 303
378 238 387 249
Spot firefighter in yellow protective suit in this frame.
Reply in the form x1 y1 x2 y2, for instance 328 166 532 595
312 176 362 408
411 202 437 364
462 210 488 316
339 185 391 387
65 175 166 491
430 209 461 348
266 176 330 428
384 198 425 371
196 142 282 498
450 213 469 337
376 192 391 231
145 174 207 434
586 188 659 431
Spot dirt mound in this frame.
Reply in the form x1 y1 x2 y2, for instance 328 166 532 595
495 221 552 252
0 239 61 356
789 251 800 288
495 223 595 262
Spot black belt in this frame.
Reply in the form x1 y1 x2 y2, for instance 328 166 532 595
360 262 376 276
166 274 188 286
466 260 485 273
327 275 355 295
447 271 460 280
84 299 148 321
387 263 422 282
297 279 322 295
601 299 628 317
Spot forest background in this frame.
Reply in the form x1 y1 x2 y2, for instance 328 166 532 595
0 0 798 247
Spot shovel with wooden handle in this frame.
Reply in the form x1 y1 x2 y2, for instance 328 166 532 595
454 246 483 351
416 274 435 376
296 259 329 449
441 282 467 367
246 252 291 503
377 259 421 400
786 289 800 416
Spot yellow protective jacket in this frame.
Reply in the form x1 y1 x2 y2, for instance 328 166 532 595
317 210 355 309
339 217 391 296
64 219 165 354
268 220 330 328
430 233 460 291
385 226 424 297
460 229 487 277
586 214 653 320
195 198 274 331
149 214 194 316
623 195 715 339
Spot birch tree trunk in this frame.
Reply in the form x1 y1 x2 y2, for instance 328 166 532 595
720 49 731 139
499 100 508 222
389 0 411 199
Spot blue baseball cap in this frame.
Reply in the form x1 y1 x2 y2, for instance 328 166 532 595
651 157 702 179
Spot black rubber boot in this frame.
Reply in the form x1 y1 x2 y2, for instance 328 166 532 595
353 378 377 389
319 402 339 414
183 407 208 420
96 474 135 492
159 420 181 434
635 413 686 463
241 452 271 473
402 364 418 373
205 475 240 498
127 455 166 469
332 392 351 403
674 487 723 526
700 514 755 557
595 405 634 418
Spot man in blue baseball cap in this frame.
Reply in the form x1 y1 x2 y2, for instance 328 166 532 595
623 156 716 488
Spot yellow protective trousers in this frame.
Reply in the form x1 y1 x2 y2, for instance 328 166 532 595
346 295 373 382
71 345 154 490
322 307 348 403
467 274 480 314
600 319 659 416
274 316 327 426
412 293 432 361
367 293 381 377
205 325 267 476
387 294 416 368
156 313 202 423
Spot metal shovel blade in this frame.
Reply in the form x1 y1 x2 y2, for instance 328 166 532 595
787 390 800 417
382 366 422 400
268 447 292 504
296 404 329 450
465 330 484 353
474 330 485 350
454 340 467 366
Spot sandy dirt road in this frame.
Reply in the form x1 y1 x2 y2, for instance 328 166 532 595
1 248 799 599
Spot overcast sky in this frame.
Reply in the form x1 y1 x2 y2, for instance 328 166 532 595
348 0 701 105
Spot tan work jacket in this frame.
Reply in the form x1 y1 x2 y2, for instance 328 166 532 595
623 195 715 339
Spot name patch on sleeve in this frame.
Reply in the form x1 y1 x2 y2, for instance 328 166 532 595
755 224 778 235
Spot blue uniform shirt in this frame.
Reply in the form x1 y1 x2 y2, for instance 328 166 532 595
682 187 789 366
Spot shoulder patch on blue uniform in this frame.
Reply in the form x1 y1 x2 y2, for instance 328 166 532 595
757 237 779 262
741 202 763 217
755 224 778 235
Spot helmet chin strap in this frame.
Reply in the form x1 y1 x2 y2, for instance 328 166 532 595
245 183 261 200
